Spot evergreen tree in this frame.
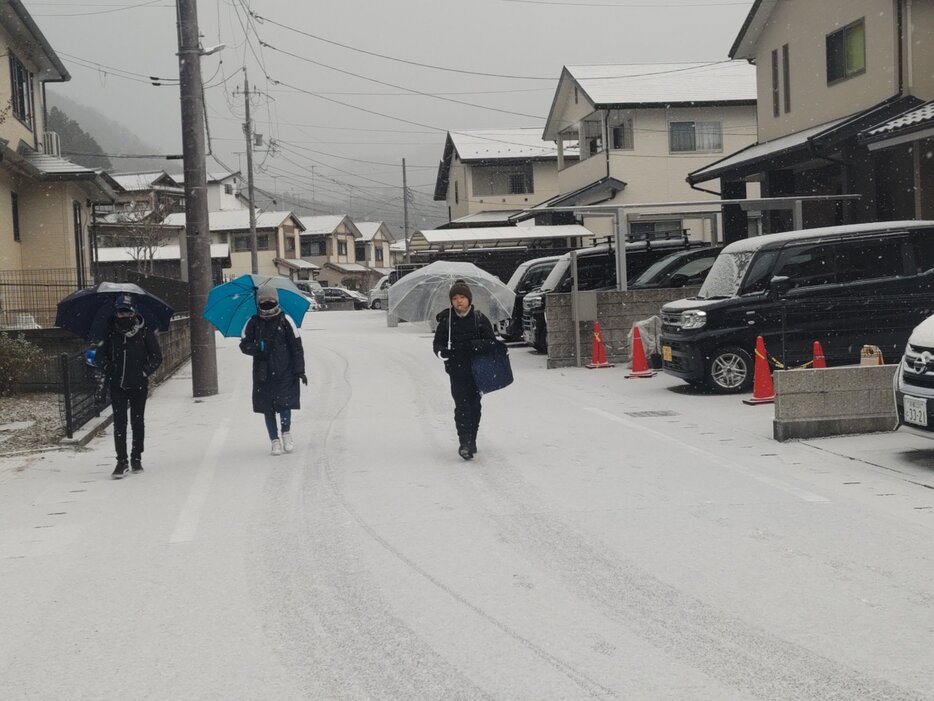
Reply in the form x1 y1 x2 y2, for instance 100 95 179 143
47 106 112 171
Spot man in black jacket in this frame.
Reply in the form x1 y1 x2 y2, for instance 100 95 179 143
98 294 163 479
432 280 496 460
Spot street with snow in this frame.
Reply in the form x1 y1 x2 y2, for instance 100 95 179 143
2 310 933 700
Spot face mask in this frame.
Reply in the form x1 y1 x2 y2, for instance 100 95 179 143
258 300 280 317
115 316 135 331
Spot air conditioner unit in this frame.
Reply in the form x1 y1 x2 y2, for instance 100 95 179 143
43 131 61 156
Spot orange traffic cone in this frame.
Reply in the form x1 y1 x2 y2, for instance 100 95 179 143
626 325 656 378
812 340 827 369
586 321 614 369
742 335 775 405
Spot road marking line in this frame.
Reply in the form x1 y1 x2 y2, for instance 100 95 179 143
586 407 829 503
169 420 231 543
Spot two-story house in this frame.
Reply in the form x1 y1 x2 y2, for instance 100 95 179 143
0 0 118 298
538 61 758 244
93 171 185 247
355 221 395 287
163 210 303 279
433 128 578 222
299 215 369 290
173 171 246 212
688 0 934 236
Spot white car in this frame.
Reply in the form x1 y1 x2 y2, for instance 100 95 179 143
894 313 934 436
368 275 392 309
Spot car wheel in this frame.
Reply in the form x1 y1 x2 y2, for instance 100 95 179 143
706 346 753 393
372 300 382 310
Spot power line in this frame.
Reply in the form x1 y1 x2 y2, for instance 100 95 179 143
252 12 556 81
260 41 547 121
274 139 437 169
31 0 170 17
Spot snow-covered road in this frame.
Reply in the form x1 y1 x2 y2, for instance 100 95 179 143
2 310 933 699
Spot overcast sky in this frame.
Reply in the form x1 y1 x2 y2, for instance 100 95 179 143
25 0 755 231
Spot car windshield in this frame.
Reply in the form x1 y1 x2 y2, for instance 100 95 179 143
697 252 755 299
538 257 570 292
631 253 684 286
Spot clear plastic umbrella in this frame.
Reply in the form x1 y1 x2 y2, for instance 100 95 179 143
387 261 515 323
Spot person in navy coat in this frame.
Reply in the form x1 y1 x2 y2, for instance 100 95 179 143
432 280 495 460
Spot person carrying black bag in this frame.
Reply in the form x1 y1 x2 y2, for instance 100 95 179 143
98 293 163 479
240 287 307 456
432 280 496 460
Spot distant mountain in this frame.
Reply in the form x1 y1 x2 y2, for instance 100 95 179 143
46 106 111 171
46 92 177 175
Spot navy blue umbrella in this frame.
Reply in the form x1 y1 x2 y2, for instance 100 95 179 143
55 282 175 341
203 274 310 337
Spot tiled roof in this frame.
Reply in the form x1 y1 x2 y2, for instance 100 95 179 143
449 128 575 161
162 210 302 231
864 101 934 138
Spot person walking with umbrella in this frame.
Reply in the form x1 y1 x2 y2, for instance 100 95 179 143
97 293 163 479
239 286 307 455
433 280 496 460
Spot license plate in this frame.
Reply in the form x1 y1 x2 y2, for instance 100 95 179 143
904 395 928 427
662 345 672 362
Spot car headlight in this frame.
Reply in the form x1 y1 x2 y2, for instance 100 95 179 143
680 310 707 329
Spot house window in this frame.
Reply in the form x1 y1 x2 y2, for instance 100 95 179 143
827 19 865 83
454 181 459 205
509 173 530 194
285 237 295 254
224 184 233 195
669 121 722 153
9 54 33 128
11 193 20 242
355 243 366 260
782 44 791 113
301 239 326 257
611 122 633 150
472 164 533 196
581 117 603 158
338 240 347 255
629 220 683 242
232 234 269 252
771 49 780 118
375 248 383 262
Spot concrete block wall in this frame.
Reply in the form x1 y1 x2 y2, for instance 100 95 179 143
545 287 700 369
773 365 898 441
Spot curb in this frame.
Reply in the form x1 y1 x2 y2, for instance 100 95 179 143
60 408 113 449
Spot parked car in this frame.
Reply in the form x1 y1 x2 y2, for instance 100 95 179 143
894 313 934 436
295 280 327 310
368 274 392 309
629 246 723 290
660 220 934 394
322 286 368 310
522 239 704 352
497 255 562 342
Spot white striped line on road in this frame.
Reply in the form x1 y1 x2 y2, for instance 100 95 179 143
169 420 231 543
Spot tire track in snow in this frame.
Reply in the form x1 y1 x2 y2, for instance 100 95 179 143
309 341 618 699
245 342 492 699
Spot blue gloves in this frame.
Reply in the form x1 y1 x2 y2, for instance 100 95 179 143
258 340 265 352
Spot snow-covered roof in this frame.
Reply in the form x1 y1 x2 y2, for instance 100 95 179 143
863 101 934 141
450 211 524 225
566 61 757 107
299 215 358 236
449 128 575 162
325 262 370 273
355 221 393 241
173 171 239 184
96 244 230 262
410 224 594 250
276 258 319 270
162 210 303 231
110 171 179 192
688 117 846 184
722 221 934 254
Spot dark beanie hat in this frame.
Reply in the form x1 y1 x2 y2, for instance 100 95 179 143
449 280 472 303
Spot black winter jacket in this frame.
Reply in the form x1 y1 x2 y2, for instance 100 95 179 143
98 317 163 390
432 307 496 377
240 313 306 413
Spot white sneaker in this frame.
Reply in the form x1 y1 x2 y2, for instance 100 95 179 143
282 432 294 453
270 438 283 456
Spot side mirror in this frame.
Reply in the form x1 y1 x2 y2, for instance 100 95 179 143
769 275 792 297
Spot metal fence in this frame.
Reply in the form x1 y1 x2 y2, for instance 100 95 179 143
58 315 192 438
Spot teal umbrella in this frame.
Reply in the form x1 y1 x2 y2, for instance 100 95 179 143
203 274 310 337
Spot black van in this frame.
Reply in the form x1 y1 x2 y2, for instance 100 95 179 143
498 255 561 342
522 239 705 352
660 221 934 393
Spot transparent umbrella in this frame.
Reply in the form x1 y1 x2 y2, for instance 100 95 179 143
387 261 515 323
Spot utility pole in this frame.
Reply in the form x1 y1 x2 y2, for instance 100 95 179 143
242 67 259 275
176 0 218 397
402 158 410 263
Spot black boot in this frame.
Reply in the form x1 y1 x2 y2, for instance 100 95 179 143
130 457 144 473
458 444 473 460
112 459 129 479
